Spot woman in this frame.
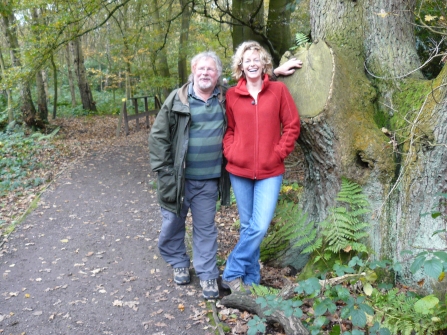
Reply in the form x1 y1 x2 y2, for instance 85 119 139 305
221 41 301 292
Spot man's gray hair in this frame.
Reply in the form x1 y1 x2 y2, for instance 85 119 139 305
188 51 222 82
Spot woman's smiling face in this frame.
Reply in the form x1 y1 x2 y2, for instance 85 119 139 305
241 49 264 81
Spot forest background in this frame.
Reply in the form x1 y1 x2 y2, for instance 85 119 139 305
1 0 447 333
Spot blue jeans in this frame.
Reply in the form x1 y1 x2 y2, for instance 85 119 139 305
222 173 283 285
158 179 219 281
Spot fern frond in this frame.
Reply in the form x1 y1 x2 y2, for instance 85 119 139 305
294 33 309 47
251 284 280 297
317 177 371 255
260 205 312 262
301 237 322 254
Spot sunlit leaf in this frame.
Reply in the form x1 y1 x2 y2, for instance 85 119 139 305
414 295 439 314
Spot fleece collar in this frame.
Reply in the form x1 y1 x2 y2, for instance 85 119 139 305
234 74 271 96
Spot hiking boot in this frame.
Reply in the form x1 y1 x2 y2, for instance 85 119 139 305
173 267 190 285
222 278 252 293
221 278 244 292
200 279 219 299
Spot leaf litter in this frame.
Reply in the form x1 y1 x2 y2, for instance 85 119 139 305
0 115 298 335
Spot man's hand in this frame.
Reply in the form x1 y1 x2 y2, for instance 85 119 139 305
273 58 303 77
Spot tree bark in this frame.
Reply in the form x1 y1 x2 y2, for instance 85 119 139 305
70 37 97 112
0 47 13 123
221 293 309 335
282 0 447 293
232 0 264 50
50 54 58 119
1 11 38 127
266 0 292 64
152 0 171 99
32 8 48 125
65 44 77 107
36 69 49 124
178 0 191 86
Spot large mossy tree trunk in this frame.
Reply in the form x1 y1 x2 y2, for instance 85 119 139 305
281 0 447 292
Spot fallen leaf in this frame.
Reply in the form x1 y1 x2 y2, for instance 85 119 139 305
113 300 123 307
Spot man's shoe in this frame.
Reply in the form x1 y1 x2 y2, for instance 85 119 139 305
221 277 243 292
200 279 219 299
173 267 190 285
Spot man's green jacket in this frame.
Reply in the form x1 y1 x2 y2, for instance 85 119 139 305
148 82 230 215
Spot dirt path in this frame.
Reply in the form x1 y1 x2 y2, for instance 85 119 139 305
0 140 218 335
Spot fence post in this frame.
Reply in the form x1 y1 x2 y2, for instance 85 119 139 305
116 98 126 137
133 98 140 131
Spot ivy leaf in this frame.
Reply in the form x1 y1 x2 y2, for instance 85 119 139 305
313 315 328 328
296 277 321 295
359 302 374 315
410 256 426 274
433 251 447 262
350 309 367 327
424 258 444 279
314 300 328 316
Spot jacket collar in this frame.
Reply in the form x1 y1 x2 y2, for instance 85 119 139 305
177 81 226 105
234 74 271 96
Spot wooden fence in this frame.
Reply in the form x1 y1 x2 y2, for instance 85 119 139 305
116 95 161 136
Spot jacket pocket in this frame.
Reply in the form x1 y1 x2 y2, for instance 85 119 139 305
157 166 177 203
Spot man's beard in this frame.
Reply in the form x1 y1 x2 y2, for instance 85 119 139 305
197 77 213 90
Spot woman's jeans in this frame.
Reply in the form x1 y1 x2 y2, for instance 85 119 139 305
223 173 283 285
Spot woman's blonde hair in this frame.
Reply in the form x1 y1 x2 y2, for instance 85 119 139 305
231 41 273 81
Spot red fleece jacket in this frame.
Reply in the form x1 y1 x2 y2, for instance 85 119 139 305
224 75 300 180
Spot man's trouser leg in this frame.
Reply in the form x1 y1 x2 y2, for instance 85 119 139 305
158 207 190 268
185 179 219 281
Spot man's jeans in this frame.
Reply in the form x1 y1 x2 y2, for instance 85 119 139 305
158 179 219 281
223 173 283 285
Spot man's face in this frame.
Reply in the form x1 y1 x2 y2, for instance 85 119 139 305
192 57 219 93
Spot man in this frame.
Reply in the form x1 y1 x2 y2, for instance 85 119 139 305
149 51 302 299
149 51 226 299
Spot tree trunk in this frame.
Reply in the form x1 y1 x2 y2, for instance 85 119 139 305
266 0 292 65
232 0 264 50
36 68 49 124
221 293 309 335
178 0 191 86
50 54 58 119
41 70 50 104
282 0 447 293
1 11 38 127
32 8 48 125
70 37 97 112
152 0 171 99
0 47 13 123
65 43 77 107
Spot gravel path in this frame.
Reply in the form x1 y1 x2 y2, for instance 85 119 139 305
0 141 219 335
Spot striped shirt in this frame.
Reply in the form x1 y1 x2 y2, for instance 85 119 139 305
185 84 224 180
